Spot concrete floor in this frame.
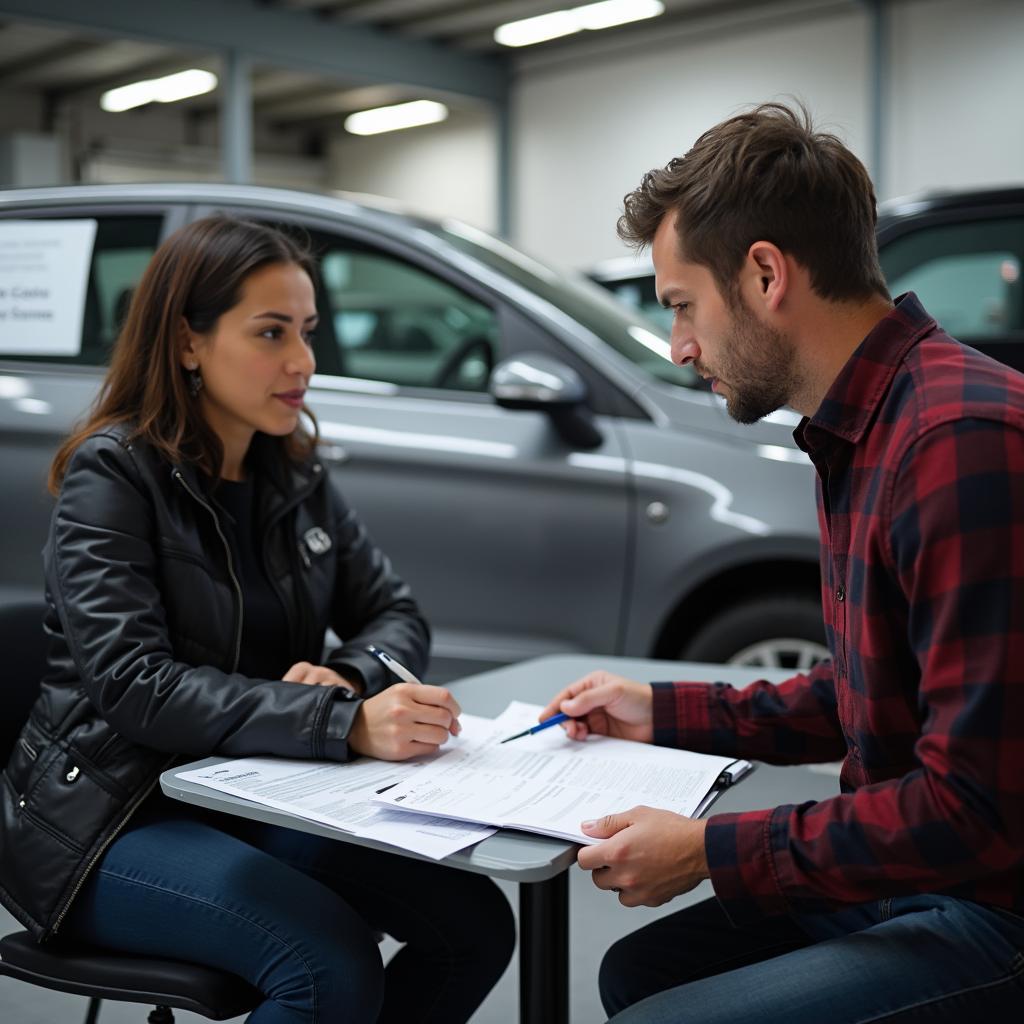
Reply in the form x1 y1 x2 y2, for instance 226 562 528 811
0 762 838 1023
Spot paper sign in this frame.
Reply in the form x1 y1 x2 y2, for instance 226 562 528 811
0 219 98 356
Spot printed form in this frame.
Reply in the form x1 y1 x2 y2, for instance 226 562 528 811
375 702 751 843
174 713 504 859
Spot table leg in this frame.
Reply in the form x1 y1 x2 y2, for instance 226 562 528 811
519 870 569 1024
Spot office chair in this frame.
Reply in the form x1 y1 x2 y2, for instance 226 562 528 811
0 600 261 1023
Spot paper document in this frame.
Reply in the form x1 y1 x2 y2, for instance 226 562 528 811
375 701 752 844
174 714 502 859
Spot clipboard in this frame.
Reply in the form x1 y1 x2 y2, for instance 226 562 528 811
693 759 756 817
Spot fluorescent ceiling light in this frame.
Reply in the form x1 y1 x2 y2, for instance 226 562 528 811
495 0 664 48
344 100 449 136
494 10 580 47
101 69 217 112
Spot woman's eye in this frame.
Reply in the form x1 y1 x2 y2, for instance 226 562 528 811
302 330 317 344
674 303 689 315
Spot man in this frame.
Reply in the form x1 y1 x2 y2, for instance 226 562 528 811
539 103 1024 1022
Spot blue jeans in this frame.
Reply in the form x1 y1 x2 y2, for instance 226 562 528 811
62 797 515 1024
601 894 1024 1023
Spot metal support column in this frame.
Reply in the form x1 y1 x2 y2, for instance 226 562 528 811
496 98 513 241
221 48 252 184
518 872 569 1024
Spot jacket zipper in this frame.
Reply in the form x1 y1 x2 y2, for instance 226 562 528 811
172 470 244 673
49 759 174 935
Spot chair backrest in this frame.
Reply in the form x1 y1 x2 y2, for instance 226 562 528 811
0 600 50 766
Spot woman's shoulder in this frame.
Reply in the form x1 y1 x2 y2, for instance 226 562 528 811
63 422 169 491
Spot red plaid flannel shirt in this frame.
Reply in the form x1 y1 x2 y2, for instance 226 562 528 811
653 293 1024 923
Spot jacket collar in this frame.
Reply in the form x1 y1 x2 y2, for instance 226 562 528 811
166 431 323 515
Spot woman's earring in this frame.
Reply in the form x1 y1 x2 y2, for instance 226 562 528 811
187 367 203 398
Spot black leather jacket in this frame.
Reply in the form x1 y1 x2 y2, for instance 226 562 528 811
0 426 429 941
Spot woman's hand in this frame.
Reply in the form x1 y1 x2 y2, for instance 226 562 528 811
348 683 462 761
283 661 363 695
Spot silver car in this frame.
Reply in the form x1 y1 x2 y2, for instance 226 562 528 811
0 183 824 680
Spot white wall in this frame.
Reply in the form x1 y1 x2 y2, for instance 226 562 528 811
511 4 871 270
886 0 1024 197
326 108 498 232
509 0 1024 271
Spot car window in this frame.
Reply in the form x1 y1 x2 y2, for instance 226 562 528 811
433 222 700 390
0 214 162 366
879 218 1024 341
601 275 674 334
314 241 500 392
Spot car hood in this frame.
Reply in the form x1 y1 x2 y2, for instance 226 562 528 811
635 379 811 458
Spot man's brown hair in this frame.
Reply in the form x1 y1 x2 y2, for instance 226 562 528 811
49 216 318 494
618 101 889 304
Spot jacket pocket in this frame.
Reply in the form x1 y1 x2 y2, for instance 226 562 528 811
20 744 129 852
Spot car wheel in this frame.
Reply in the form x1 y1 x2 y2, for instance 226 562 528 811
680 596 829 671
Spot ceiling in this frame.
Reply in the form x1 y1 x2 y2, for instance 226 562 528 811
0 1 816 124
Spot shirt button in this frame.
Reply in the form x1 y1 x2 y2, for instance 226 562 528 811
836 585 845 602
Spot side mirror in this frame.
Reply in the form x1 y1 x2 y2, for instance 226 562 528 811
489 353 604 449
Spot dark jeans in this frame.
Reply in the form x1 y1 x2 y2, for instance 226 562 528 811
600 894 1024 1023
62 797 515 1024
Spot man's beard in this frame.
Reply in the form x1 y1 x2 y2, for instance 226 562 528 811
709 301 800 424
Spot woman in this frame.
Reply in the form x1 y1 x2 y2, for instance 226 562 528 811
0 216 514 1023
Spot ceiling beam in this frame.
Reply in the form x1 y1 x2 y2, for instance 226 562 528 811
258 83 407 120
0 0 509 102
330 0 466 23
401 1 560 40
0 37 106 85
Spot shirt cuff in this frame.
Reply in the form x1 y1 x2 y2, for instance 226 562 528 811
705 806 793 924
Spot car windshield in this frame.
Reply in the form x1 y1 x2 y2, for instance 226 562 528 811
432 220 699 390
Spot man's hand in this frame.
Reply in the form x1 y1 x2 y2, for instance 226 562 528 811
284 661 363 695
538 670 654 743
348 683 462 761
577 806 709 907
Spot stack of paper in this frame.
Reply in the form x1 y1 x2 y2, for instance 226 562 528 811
374 702 751 844
176 701 751 858
175 713 506 859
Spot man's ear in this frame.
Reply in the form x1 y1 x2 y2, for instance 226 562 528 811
745 241 788 313
178 317 201 371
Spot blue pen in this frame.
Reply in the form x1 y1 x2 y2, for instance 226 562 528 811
499 712 572 744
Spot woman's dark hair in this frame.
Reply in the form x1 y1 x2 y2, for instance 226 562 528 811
49 216 318 494
618 101 889 305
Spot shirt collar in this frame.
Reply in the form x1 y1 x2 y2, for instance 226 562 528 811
794 292 935 453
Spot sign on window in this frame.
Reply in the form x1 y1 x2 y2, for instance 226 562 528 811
0 219 97 356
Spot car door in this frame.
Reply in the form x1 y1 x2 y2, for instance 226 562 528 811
0 204 182 601
208 206 632 680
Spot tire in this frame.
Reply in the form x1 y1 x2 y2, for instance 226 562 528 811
680 595 829 671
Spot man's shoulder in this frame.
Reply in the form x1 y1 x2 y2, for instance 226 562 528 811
886 327 1024 445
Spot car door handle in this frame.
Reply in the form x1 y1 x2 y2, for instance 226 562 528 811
317 443 350 465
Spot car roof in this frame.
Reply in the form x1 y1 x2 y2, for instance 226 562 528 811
0 181 446 238
878 184 1024 222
